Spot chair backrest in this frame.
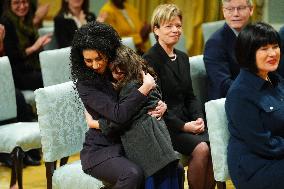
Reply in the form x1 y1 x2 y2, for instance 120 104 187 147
205 98 230 182
202 20 225 44
0 56 17 121
189 55 208 105
39 47 71 87
149 32 187 54
121 37 136 51
35 81 87 162
38 26 58 50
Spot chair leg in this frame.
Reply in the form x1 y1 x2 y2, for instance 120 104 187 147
10 160 16 188
216 181 226 189
60 156 69 166
45 161 56 189
10 147 25 189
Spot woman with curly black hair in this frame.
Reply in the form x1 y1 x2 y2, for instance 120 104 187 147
71 21 166 189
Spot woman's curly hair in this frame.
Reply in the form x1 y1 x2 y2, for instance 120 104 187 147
70 21 121 82
111 45 157 91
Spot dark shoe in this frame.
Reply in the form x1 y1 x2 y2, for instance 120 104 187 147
0 153 13 168
23 155 41 166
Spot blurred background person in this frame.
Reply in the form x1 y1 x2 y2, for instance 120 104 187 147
54 0 96 48
0 22 40 167
0 0 51 91
144 4 215 189
97 0 151 54
30 0 50 28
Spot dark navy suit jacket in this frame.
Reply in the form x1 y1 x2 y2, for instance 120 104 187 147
203 23 240 100
225 70 284 189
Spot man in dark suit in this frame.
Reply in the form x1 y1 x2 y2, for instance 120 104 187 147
203 0 254 100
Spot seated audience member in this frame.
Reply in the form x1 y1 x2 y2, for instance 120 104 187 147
54 0 96 48
143 4 215 189
226 22 284 189
97 0 151 54
30 0 50 28
1 0 51 90
203 0 254 100
0 23 40 167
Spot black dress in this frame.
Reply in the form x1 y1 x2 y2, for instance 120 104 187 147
144 43 209 155
54 12 96 48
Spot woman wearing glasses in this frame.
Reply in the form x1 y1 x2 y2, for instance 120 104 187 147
0 0 51 90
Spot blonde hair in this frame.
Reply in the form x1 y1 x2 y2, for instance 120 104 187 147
151 4 182 31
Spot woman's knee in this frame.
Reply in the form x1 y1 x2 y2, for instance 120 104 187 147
192 142 210 158
121 165 144 186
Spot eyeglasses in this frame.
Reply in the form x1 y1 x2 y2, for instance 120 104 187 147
11 0 29 6
223 5 250 14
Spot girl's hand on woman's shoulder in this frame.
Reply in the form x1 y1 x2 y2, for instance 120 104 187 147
138 71 156 95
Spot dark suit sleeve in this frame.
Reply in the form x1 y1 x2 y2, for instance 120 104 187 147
97 81 140 134
77 80 147 125
204 37 234 98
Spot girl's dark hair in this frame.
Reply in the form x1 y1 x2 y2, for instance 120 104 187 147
111 45 156 91
235 22 281 73
58 0 89 15
70 21 121 82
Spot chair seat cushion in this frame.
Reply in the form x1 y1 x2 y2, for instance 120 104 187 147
53 160 104 189
0 122 41 153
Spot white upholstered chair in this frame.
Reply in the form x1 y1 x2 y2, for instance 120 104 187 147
189 55 208 105
205 98 230 189
35 81 104 189
39 47 71 87
38 26 59 50
202 20 225 44
0 56 41 189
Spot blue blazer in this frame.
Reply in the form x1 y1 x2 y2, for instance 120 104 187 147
225 70 284 189
203 23 240 100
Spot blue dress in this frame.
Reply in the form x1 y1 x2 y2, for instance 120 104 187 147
145 161 180 189
226 69 284 189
